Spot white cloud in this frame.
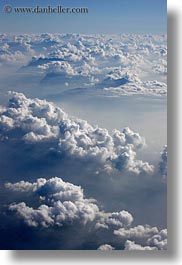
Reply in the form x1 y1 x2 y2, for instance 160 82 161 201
6 33 166 97
124 240 157 250
102 76 167 97
104 68 141 85
5 176 167 249
5 180 38 193
0 91 66 142
147 229 167 250
6 176 134 230
0 92 154 175
0 36 34 65
7 177 99 227
0 33 167 250
114 225 167 250
97 244 115 250
114 224 159 239
95 210 133 230
38 61 76 76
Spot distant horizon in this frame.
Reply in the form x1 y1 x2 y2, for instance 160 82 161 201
0 31 167 36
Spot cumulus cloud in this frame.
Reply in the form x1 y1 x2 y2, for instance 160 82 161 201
0 35 34 65
6 177 99 227
0 92 154 175
0 33 167 250
98 240 158 250
124 240 157 250
101 68 141 88
0 91 66 142
97 244 115 251
95 211 133 230
6 176 134 231
147 229 167 250
152 61 167 76
114 225 167 250
38 60 76 76
114 224 158 239
7 32 166 97
101 72 167 97
5 176 167 250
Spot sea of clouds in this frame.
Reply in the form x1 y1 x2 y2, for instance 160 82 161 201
0 33 167 250
0 33 167 97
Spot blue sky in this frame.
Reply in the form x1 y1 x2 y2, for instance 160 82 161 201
0 0 166 34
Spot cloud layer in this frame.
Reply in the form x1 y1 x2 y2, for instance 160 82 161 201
0 33 167 97
0 33 167 250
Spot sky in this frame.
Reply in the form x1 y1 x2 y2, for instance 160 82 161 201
0 0 166 34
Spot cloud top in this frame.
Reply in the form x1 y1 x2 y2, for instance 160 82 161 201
0 92 154 175
5 176 167 250
7 177 99 227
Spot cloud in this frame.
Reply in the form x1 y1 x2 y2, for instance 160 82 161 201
6 176 134 231
0 92 154 175
98 240 157 250
101 72 167 97
38 61 76 76
124 240 157 250
5 176 167 250
152 61 167 76
0 33 167 250
147 229 167 250
0 91 66 142
5 180 37 193
0 36 34 65
114 224 158 239
0 51 27 65
7 177 99 227
97 244 115 250
8 32 166 97
95 210 133 229
100 68 141 88
114 225 167 250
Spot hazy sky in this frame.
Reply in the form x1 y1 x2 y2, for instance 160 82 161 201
0 0 166 34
